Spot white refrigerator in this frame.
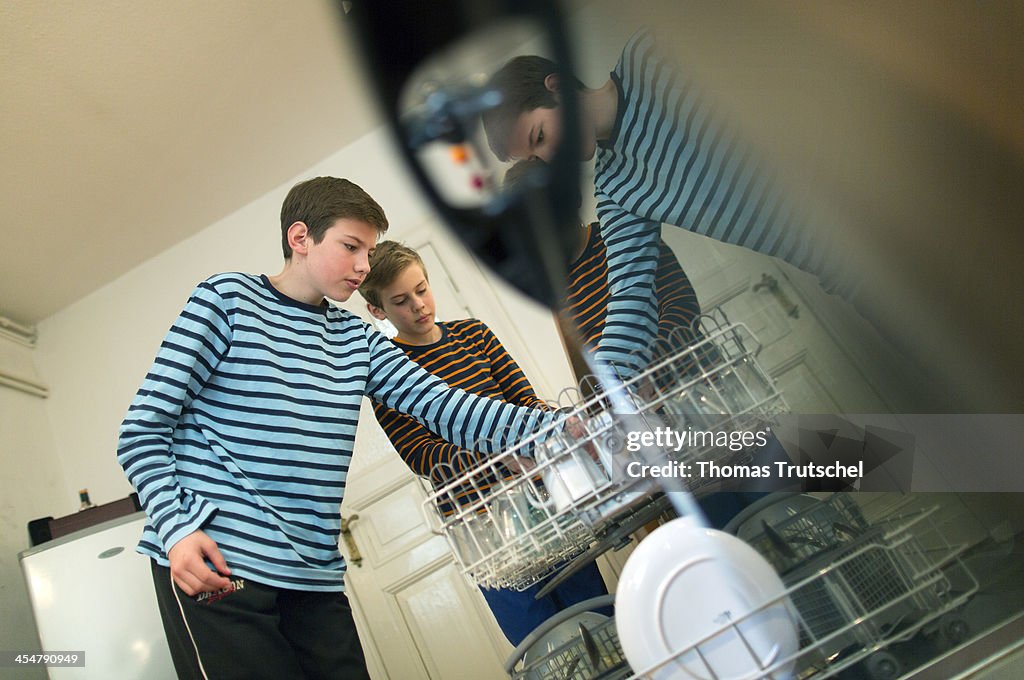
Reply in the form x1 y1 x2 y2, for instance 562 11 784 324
19 512 176 679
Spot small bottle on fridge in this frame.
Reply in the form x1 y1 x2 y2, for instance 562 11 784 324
78 488 96 511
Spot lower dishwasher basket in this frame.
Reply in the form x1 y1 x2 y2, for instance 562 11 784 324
507 595 630 680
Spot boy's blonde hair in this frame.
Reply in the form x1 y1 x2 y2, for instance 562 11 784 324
360 241 427 308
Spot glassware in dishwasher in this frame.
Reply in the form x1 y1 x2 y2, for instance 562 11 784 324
422 309 787 592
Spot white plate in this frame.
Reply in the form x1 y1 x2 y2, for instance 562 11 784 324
615 517 798 679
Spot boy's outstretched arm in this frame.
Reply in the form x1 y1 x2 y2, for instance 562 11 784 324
372 400 490 484
475 320 549 409
653 240 703 346
364 331 556 456
591 195 662 378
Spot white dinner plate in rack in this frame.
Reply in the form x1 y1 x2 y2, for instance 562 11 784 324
615 516 798 679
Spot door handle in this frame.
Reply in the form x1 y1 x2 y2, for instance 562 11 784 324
340 514 363 568
753 273 799 318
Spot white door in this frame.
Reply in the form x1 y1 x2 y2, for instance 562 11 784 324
660 226 915 415
342 403 513 680
340 220 577 679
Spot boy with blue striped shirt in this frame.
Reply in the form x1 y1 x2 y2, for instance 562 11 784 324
483 29 860 366
117 177 554 679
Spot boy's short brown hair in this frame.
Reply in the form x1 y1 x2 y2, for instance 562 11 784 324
482 56 585 161
359 241 427 308
280 177 389 259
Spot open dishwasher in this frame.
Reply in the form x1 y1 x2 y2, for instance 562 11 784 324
420 311 979 680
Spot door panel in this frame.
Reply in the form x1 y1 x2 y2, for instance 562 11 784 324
395 562 513 680
343 400 512 680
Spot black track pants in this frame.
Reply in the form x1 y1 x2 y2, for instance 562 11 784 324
151 561 371 680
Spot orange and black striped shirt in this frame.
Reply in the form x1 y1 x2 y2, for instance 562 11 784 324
372 319 548 513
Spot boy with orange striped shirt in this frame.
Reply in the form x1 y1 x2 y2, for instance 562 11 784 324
359 241 610 646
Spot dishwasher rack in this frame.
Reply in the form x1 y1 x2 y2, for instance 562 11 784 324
732 492 873 575
622 503 978 680
505 595 630 680
423 311 788 591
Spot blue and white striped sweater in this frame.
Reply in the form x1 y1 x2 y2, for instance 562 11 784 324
118 273 551 591
595 29 857 299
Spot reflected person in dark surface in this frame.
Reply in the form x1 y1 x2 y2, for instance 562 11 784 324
484 29 860 317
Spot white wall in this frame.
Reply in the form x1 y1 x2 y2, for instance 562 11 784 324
0 360 69 679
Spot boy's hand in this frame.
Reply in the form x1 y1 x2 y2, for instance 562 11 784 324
563 414 587 440
168 530 232 596
563 414 601 464
504 455 537 475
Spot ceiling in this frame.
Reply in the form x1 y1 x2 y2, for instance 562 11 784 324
1 1 379 325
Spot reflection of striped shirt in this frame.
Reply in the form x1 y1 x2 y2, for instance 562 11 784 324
590 202 662 377
372 319 548 514
595 29 856 299
117 274 551 591
566 222 702 363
